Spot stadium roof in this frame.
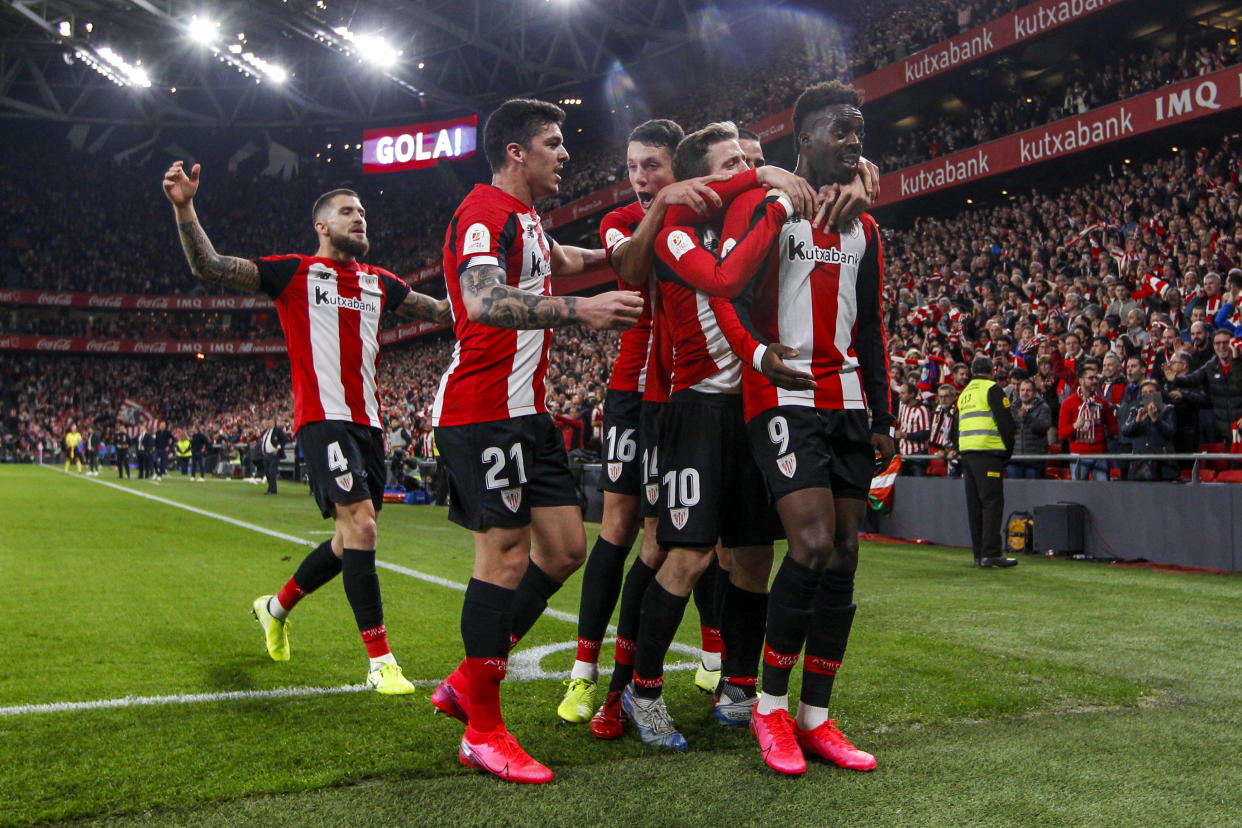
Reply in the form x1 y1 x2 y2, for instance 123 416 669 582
0 0 789 127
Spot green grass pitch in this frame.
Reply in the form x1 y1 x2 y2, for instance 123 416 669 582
1 464 1239 827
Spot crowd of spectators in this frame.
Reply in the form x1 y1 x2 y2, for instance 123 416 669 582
1 308 281 340
875 31 1241 171
885 135 1242 480
1 323 622 469
846 0 1023 75
4 2 1230 317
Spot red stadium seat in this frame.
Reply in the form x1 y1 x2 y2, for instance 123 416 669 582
1215 470 1242 483
1200 443 1228 471
927 458 947 477
1199 469 1217 482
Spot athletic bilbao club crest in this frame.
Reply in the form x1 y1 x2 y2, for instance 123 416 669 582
607 461 622 482
670 507 688 530
776 452 797 478
645 483 659 504
335 472 353 491
501 487 522 513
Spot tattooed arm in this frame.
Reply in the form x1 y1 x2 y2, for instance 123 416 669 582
395 291 453 325
549 241 610 278
162 161 261 292
459 264 642 330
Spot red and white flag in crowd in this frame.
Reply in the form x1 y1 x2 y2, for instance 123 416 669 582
115 398 155 437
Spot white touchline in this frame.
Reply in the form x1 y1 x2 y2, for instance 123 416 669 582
21 468 696 718
0 684 392 717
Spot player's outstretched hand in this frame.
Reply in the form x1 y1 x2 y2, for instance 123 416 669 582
755 166 817 219
761 343 816 391
659 175 729 216
163 161 200 207
872 431 896 469
580 290 644 331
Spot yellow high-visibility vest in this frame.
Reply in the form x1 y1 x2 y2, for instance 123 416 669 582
956 378 1006 451
175 438 192 459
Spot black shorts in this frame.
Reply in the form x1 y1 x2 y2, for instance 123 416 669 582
656 390 782 548
297 420 386 519
435 413 581 531
746 406 874 502
601 389 644 497
639 401 664 520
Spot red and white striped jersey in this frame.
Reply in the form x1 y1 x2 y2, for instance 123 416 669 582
600 201 654 394
897 401 929 456
256 254 409 433
434 183 554 427
720 188 893 427
643 284 673 404
652 194 791 395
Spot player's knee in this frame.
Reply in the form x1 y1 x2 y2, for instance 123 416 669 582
828 538 859 573
346 513 378 549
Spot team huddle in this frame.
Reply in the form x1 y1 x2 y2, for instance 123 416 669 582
162 79 893 784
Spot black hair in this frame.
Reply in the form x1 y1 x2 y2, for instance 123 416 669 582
312 189 359 223
628 119 684 157
483 98 566 172
792 81 864 137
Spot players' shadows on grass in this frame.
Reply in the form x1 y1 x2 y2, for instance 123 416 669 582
203 662 257 692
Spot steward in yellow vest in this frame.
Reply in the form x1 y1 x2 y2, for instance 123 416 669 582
949 356 1017 568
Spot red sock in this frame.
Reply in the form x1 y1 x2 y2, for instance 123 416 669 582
360 624 391 659
614 636 635 666
275 578 307 612
576 637 602 664
465 655 507 735
700 625 723 655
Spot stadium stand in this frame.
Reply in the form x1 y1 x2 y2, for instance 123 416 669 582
3 0 1241 485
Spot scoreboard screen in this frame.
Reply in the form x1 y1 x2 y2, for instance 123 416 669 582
362 114 478 173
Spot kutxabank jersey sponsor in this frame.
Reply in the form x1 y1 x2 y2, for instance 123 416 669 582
877 65 1242 207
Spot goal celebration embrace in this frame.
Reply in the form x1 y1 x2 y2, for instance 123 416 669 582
7 2 1241 822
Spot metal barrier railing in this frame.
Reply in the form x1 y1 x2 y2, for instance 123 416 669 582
899 452 1239 483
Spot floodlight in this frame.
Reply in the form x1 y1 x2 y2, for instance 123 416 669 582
188 16 220 45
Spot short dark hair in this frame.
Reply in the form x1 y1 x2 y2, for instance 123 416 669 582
483 98 566 172
628 119 684 156
970 355 993 377
673 121 739 181
312 189 359 223
1077 356 1102 376
736 127 760 142
792 81 863 137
